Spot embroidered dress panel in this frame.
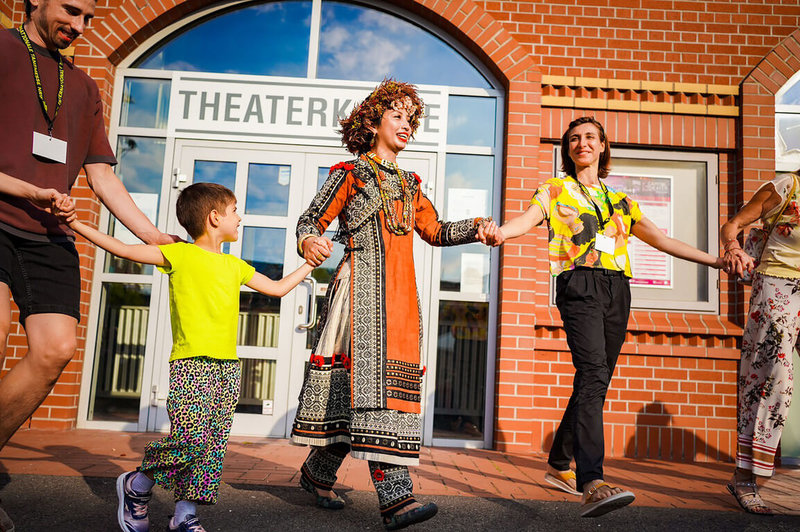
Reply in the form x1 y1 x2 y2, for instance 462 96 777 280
756 173 800 279
531 176 643 277
157 243 255 361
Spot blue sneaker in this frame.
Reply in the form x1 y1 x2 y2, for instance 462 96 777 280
116 472 151 532
168 515 207 532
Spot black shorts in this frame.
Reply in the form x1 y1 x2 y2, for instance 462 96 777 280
0 227 81 323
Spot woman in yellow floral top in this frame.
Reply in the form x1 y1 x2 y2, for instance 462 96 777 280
481 117 722 518
720 168 800 515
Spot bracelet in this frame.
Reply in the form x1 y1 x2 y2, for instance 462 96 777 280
723 239 741 252
297 234 315 255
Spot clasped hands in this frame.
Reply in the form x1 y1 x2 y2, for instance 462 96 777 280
302 235 335 267
722 244 755 277
476 219 505 247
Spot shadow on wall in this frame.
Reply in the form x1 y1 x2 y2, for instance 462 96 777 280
540 401 734 464
624 401 733 463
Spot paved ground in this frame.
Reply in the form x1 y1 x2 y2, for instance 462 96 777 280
1 429 799 531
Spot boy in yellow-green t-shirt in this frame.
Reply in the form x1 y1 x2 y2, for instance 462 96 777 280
56 182 328 532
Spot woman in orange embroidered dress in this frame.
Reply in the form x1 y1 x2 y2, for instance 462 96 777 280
290 80 489 530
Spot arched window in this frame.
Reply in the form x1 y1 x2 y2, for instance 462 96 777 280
134 1 491 88
777 70 800 172
86 0 502 449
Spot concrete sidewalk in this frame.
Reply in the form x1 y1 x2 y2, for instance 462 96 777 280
1 428 799 530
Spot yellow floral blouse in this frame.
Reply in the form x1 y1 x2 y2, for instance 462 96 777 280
531 176 644 277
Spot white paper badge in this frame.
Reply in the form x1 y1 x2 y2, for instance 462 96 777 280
595 232 615 255
32 131 67 164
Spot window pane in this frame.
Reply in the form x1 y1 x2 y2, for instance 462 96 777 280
239 293 280 348
120 78 170 129
317 2 490 88
778 79 800 106
441 244 489 293
89 283 151 422
609 158 710 304
777 114 800 160
317 166 330 191
245 163 291 216
194 160 236 192
236 358 277 414
447 96 496 146
241 227 286 279
106 136 166 275
134 2 312 77
441 154 494 292
433 301 487 440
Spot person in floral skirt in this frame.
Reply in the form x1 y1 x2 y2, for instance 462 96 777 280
720 167 800 515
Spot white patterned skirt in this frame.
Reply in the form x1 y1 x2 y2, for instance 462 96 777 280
290 260 422 466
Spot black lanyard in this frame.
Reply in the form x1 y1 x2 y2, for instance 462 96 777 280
572 176 614 230
18 25 64 135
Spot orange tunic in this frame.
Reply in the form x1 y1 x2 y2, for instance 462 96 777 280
297 156 479 414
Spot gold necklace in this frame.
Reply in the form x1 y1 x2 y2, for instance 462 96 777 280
364 155 414 235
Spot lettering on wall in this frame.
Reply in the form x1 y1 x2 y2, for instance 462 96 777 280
170 74 444 147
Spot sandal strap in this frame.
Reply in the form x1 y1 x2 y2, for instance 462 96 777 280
586 482 611 497
554 470 576 482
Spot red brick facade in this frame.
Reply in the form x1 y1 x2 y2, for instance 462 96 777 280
2 1 799 463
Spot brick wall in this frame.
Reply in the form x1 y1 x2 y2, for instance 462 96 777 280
2 1 799 465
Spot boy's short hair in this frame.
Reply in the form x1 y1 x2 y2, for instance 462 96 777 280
176 182 236 239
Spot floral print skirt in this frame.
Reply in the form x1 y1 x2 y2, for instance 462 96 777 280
737 273 800 476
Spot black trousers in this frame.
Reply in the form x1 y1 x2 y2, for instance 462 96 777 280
547 267 631 491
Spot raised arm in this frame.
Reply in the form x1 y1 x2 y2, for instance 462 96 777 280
55 196 166 266
631 216 722 268
720 184 782 276
84 163 179 245
245 263 315 297
480 204 545 247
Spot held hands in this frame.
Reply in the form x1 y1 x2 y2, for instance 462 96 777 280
52 194 77 225
31 187 69 215
302 235 334 267
476 220 505 247
722 246 755 277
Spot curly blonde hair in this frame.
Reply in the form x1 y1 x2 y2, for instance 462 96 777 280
339 79 425 155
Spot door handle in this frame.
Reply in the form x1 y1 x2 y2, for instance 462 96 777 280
298 276 317 330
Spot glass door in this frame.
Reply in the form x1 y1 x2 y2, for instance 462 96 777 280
146 140 311 437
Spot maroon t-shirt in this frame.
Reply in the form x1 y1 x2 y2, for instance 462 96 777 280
0 28 116 239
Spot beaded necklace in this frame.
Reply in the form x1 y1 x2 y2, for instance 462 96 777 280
364 152 414 235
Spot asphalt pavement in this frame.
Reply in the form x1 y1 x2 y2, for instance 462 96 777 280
2 473 800 531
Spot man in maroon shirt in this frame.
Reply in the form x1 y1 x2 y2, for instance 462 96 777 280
0 3 174 528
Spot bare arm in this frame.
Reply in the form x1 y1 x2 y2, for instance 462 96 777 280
68 218 167 266
84 163 179 245
245 263 315 297
720 184 782 276
631 216 722 268
0 169 66 211
479 204 545 246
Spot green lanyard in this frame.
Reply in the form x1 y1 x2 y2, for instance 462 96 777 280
18 24 64 135
572 176 615 230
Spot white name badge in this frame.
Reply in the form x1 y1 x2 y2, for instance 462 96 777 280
32 131 67 164
595 232 615 255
